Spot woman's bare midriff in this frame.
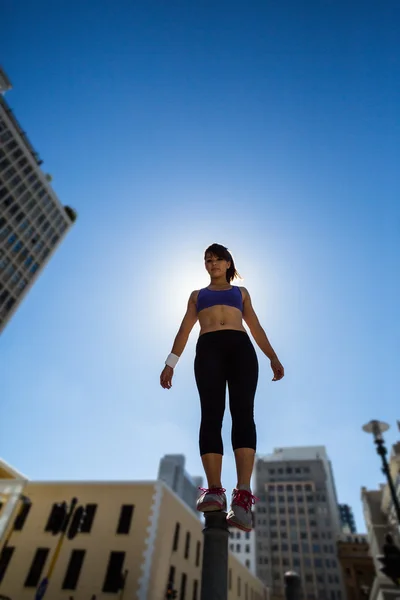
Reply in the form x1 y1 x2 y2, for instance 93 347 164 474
197 304 247 336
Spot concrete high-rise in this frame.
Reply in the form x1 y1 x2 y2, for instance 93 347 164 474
0 67 77 333
157 454 203 516
254 446 345 600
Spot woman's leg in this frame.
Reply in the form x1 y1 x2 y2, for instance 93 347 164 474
194 333 227 489
226 333 259 529
227 333 259 488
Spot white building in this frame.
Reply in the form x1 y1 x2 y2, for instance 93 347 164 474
229 525 256 575
0 66 77 333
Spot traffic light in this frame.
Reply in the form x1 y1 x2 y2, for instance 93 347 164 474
377 534 400 586
166 583 178 599
48 502 68 535
67 505 87 540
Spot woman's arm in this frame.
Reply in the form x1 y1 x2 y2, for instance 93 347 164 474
241 287 284 381
160 291 198 389
169 291 199 356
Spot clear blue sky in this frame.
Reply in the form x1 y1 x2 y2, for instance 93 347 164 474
1 0 399 531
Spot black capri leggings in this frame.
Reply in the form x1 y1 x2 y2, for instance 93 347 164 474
194 329 259 456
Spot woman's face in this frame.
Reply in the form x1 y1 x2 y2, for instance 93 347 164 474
204 253 231 278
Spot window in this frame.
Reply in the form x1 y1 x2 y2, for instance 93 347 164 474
14 500 32 530
314 558 323 568
230 543 234 551
24 548 49 587
245 531 250 540
195 541 201 567
116 504 134 534
180 572 187 600
184 531 191 559
102 551 125 593
245 544 250 553
0 546 15 584
246 559 250 569
192 579 198 600
62 550 85 589
80 503 97 533
168 565 176 584
236 543 241 552
173 523 180 551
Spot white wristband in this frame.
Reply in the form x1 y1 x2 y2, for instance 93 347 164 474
165 353 179 369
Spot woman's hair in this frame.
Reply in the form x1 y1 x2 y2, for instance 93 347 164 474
204 243 242 283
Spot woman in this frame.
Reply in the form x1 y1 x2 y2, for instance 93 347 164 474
160 243 284 531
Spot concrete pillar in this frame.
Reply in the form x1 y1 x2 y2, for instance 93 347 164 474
200 511 229 600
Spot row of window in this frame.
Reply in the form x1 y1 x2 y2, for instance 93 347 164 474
172 522 201 566
0 186 67 239
257 554 338 570
258 465 312 476
257 505 317 515
167 566 199 600
267 483 314 492
8 501 135 536
258 506 331 525
270 569 341 586
268 495 315 504
266 542 336 554
230 543 251 554
0 546 126 593
230 530 251 540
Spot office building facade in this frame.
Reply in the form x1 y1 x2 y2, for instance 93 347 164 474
0 67 77 333
255 447 345 600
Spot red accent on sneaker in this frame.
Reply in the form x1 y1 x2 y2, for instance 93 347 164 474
231 489 259 512
198 486 226 495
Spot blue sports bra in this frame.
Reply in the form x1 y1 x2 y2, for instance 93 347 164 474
196 286 243 313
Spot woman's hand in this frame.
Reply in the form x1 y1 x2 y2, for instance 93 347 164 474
270 357 284 381
160 365 174 389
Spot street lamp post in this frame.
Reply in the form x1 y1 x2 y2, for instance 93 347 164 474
362 420 400 526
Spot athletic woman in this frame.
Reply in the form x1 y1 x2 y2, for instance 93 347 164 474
160 243 284 531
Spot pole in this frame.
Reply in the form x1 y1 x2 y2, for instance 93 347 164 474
200 511 229 600
35 497 78 599
375 438 400 525
284 571 301 600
